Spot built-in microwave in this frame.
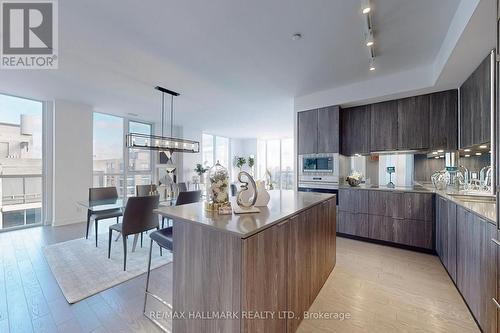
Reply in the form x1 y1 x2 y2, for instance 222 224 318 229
300 154 335 173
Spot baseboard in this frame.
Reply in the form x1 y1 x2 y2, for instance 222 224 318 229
336 232 436 255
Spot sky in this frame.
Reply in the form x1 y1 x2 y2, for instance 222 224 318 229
0 94 43 159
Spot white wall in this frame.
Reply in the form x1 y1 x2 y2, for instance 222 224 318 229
179 125 202 184
52 100 93 226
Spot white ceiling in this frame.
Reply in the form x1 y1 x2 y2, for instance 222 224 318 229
0 0 480 138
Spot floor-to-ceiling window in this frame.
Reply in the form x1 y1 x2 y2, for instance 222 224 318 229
93 113 153 198
257 138 294 190
0 94 44 230
202 134 229 169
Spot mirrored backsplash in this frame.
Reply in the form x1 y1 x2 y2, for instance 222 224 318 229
340 152 491 187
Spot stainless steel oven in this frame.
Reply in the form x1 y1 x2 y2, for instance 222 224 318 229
298 153 339 204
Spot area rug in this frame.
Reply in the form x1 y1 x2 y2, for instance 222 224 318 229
43 234 172 304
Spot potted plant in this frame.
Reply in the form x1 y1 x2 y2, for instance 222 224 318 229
233 156 247 171
247 155 255 175
195 163 208 184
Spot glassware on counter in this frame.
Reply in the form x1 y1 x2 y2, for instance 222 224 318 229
431 169 450 190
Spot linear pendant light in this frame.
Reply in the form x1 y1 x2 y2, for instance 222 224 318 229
126 86 200 157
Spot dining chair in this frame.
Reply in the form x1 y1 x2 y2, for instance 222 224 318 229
143 226 172 331
87 187 123 247
136 184 157 196
177 182 188 193
230 184 238 196
161 190 201 229
108 195 160 271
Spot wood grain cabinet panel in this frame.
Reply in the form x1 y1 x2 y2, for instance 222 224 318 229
397 95 430 150
429 90 458 150
370 100 398 151
287 214 311 333
460 53 492 148
317 106 339 153
447 201 457 282
297 110 318 154
403 193 433 221
242 223 287 333
340 105 371 155
456 205 497 333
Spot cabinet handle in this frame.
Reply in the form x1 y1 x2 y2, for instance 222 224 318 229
492 238 500 247
493 298 500 310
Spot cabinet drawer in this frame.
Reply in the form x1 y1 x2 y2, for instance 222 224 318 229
404 193 433 221
338 211 369 238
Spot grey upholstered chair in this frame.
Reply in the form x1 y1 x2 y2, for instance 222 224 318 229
108 195 160 271
161 190 201 229
177 182 188 193
87 187 123 247
136 184 157 196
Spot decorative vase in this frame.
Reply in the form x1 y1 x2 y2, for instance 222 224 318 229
254 181 270 207
208 161 229 205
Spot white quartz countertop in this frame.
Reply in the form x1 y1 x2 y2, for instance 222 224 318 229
154 190 335 238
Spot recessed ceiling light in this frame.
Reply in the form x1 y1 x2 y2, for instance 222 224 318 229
432 152 438 155
361 0 371 14
437 149 444 153
464 154 470 157
479 145 487 149
475 152 482 156
434 156 439 159
464 149 471 152
291 33 302 41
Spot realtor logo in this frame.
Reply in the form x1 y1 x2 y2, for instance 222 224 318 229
1 0 58 69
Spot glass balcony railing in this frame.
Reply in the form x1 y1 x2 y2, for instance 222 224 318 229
0 174 43 230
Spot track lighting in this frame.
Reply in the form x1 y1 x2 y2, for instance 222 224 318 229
365 30 374 47
361 0 371 14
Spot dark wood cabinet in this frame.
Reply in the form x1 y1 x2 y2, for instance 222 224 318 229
340 105 371 155
429 90 458 150
338 189 433 250
460 53 492 148
338 188 369 214
244 198 336 333
397 95 430 150
456 206 497 333
317 106 339 153
403 192 433 221
297 109 318 154
297 106 339 155
370 100 398 151
436 196 457 282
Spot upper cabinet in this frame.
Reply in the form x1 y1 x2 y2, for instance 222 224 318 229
397 94 430 150
317 106 340 153
370 100 398 152
459 52 492 148
297 106 339 155
297 109 318 154
338 89 457 155
430 90 458 150
340 105 371 156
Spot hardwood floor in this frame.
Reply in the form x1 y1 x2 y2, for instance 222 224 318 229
0 225 479 333
298 237 480 333
0 221 169 333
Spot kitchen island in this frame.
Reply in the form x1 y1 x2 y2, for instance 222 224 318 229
154 190 336 333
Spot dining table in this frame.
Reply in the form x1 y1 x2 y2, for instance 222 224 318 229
77 197 177 252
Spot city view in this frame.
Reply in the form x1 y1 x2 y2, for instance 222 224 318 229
0 94 43 230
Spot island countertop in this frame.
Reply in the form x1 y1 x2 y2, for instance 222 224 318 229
154 190 335 238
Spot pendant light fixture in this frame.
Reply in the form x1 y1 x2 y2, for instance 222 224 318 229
126 86 200 159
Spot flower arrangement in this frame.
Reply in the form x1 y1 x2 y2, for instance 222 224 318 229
346 171 363 187
209 161 229 204
248 156 255 169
